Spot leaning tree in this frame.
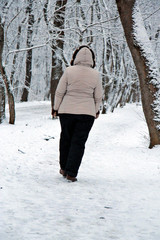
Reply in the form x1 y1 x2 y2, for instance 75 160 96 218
0 17 15 124
116 0 160 148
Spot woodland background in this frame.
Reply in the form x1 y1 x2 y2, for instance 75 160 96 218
1 3 160 237
0 0 160 113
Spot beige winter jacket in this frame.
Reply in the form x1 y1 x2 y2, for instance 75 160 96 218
54 47 103 117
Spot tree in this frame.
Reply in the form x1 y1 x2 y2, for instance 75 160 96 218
0 17 15 124
0 78 5 123
50 0 68 114
116 0 160 148
21 0 34 102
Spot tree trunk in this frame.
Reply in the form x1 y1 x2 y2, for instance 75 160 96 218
0 79 5 123
10 16 26 86
21 0 34 102
0 19 15 124
116 0 160 148
50 0 67 113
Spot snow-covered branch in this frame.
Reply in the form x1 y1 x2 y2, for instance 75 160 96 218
144 7 160 21
5 41 49 65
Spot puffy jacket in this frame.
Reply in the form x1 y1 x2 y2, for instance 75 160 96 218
54 47 103 117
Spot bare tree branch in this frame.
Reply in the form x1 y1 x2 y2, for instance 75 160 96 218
5 41 49 65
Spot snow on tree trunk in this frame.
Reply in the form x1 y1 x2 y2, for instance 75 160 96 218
21 0 34 102
50 0 67 115
132 1 160 147
116 0 160 148
0 18 15 124
0 79 5 123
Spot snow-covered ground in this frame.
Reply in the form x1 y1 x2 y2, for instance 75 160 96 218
0 101 160 240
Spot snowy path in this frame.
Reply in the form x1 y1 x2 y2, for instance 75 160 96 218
0 102 160 240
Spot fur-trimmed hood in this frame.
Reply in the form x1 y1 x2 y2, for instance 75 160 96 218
73 47 94 67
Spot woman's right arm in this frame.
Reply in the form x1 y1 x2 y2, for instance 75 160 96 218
53 69 68 113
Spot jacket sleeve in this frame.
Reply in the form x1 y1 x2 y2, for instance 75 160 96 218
54 69 68 111
94 74 103 113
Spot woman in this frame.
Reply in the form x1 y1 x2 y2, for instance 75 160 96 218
52 45 103 182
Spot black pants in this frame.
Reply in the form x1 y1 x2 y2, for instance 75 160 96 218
59 114 95 177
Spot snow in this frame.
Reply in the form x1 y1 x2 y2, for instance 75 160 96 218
0 101 160 240
132 1 160 129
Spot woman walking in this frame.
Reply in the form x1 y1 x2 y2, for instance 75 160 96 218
52 45 103 182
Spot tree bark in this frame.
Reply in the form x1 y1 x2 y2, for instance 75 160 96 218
10 16 26 86
21 0 34 102
50 0 67 113
0 79 5 123
116 0 160 148
0 19 15 124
